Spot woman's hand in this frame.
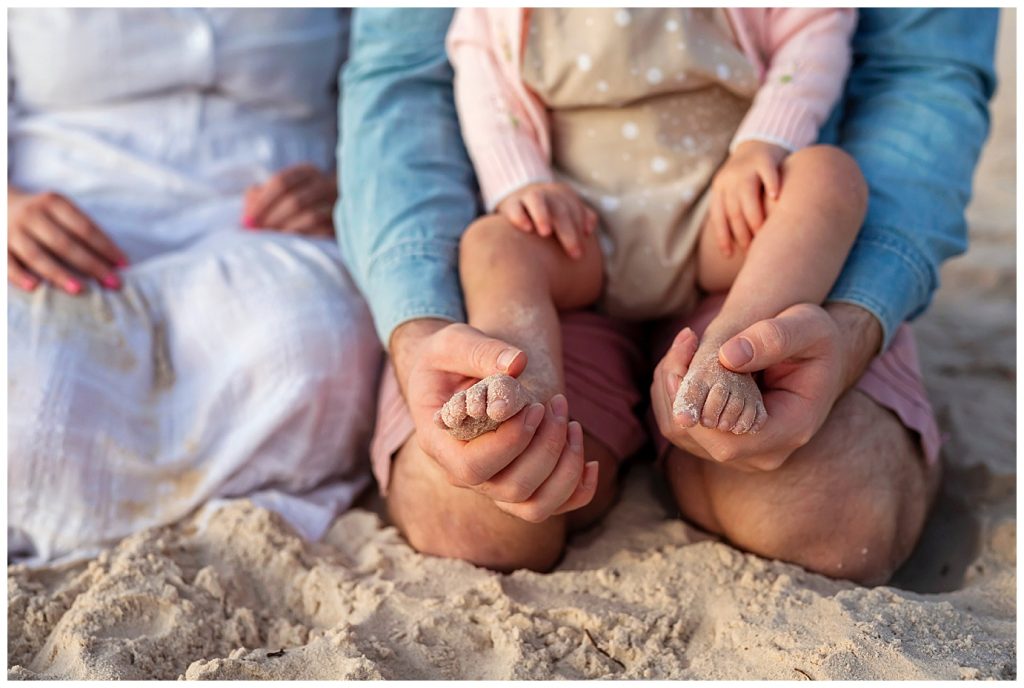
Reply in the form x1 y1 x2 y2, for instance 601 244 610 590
495 182 598 260
242 163 337 238
708 140 788 257
7 187 128 295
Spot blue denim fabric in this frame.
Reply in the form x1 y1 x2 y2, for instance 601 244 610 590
821 8 997 347
339 8 998 350
337 8 476 345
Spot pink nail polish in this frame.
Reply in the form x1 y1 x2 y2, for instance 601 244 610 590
22 278 37 291
101 273 121 289
64 279 82 295
242 215 256 229
116 257 129 268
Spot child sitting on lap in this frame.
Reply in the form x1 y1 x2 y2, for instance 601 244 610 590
435 8 864 441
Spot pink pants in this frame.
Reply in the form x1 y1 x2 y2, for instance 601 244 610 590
370 297 940 494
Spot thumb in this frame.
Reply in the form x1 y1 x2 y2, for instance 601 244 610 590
718 304 832 373
434 324 528 379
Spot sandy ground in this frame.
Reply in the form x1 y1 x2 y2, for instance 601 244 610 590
8 11 1017 681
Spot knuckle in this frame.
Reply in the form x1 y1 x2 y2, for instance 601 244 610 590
759 319 789 357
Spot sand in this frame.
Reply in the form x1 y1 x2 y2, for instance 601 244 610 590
7 11 1017 681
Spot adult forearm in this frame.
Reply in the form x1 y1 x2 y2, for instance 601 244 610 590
825 8 997 347
337 8 479 348
824 302 882 392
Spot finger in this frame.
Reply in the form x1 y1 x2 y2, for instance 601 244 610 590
478 397 570 504
242 186 260 227
549 197 583 259
522 193 552 237
261 181 336 229
8 231 84 295
25 214 119 287
501 200 535 233
725 191 752 251
7 255 38 292
551 459 599 516
495 417 586 522
47 196 127 267
246 164 321 224
717 304 834 373
430 401 546 487
710 192 732 257
280 208 334 236
759 159 781 200
738 178 764 234
584 206 599 236
430 323 527 379
650 328 699 431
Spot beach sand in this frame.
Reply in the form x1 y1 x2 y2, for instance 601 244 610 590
8 11 1017 681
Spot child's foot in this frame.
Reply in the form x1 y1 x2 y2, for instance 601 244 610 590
434 374 535 441
673 337 767 434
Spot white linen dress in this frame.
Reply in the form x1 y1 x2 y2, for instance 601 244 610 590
7 9 381 565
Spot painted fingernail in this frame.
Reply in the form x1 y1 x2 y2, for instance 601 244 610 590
524 403 545 432
21 277 37 291
550 394 568 422
720 337 753 367
116 257 129 268
497 348 521 372
101 273 121 289
242 215 256 229
64 279 82 294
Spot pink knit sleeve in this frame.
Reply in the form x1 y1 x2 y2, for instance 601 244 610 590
732 9 857 152
447 9 553 211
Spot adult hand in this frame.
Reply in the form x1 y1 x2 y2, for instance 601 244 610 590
7 186 128 295
391 318 598 522
242 163 337 237
652 302 879 472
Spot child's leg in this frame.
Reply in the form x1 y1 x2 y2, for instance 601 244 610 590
436 214 604 440
677 145 868 433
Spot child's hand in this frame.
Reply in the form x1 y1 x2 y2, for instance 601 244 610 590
496 182 598 260
708 141 788 257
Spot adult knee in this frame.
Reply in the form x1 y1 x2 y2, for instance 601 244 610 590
401 516 567 573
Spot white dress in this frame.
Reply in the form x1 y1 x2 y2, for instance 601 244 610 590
7 9 381 565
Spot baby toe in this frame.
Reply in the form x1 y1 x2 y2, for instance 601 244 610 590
750 401 769 434
465 380 488 419
717 393 745 432
673 374 710 427
701 383 731 428
441 390 468 428
486 374 522 422
731 401 758 435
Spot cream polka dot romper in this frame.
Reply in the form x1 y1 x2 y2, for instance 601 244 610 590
521 8 758 320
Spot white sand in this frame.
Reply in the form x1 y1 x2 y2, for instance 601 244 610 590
7 11 1017 681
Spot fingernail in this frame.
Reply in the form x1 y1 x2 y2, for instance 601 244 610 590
497 348 521 372
64 279 82 295
21 278 37 291
101 273 121 289
720 337 753 367
524 403 545 432
568 421 582 452
584 461 599 488
550 394 568 422
116 257 129 268
242 215 256 229
666 372 681 398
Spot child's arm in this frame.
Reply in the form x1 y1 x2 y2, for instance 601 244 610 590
447 9 553 211
712 9 857 254
733 9 858 152
447 9 595 257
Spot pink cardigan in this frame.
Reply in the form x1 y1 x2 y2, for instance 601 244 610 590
448 8 857 210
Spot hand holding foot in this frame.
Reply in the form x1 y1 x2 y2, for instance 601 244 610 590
672 335 767 435
434 373 534 440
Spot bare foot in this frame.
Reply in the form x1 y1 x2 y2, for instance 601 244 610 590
434 374 535 441
673 337 767 434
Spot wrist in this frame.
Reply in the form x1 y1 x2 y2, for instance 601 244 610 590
825 302 883 390
389 317 452 390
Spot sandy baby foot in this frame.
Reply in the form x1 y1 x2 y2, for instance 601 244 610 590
673 341 767 435
434 374 534 441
